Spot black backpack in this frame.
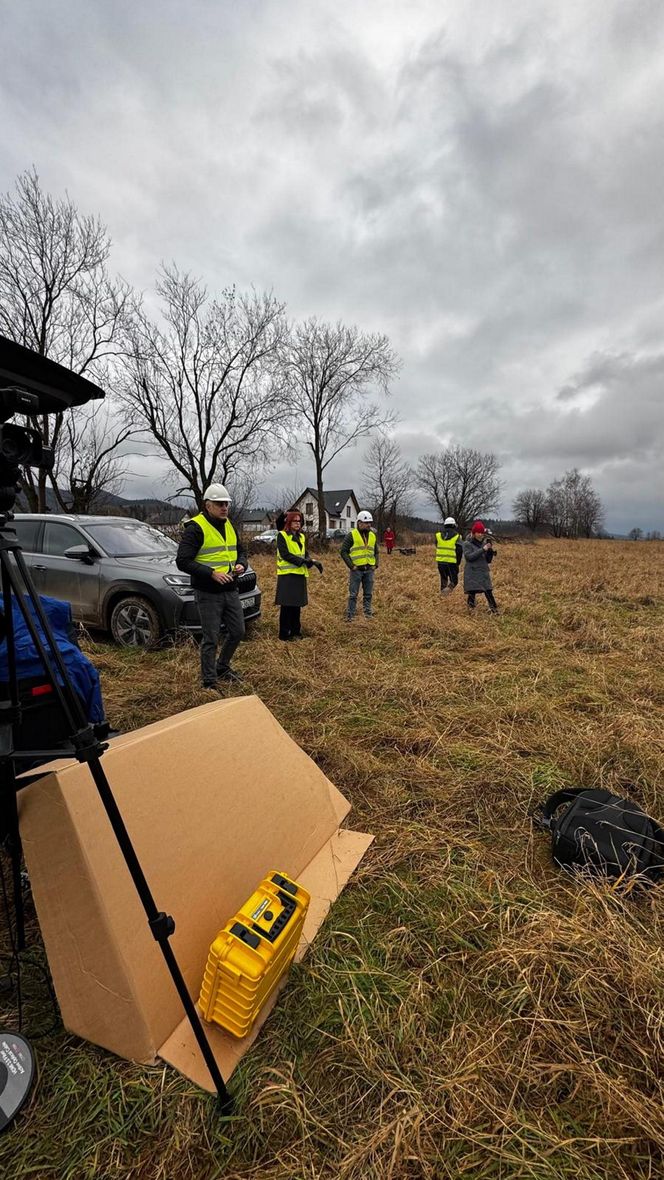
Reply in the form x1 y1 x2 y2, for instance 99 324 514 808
537 788 664 883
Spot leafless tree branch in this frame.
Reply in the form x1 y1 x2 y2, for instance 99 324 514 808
282 317 400 539
119 266 291 507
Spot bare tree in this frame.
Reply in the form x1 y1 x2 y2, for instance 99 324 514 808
120 267 289 507
51 396 139 513
545 469 604 538
576 477 604 539
0 169 133 509
362 435 412 535
512 487 548 531
415 445 502 534
226 471 256 533
282 318 399 540
271 483 305 513
628 528 643 541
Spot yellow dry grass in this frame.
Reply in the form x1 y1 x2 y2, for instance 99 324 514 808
3 538 664 1180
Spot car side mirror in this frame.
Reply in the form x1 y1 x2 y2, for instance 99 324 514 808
64 544 95 565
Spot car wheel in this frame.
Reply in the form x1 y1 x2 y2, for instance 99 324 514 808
110 596 162 648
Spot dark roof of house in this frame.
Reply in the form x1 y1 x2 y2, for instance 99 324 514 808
243 508 272 522
296 488 359 513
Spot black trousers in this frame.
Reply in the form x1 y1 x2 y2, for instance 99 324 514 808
195 588 245 685
438 563 459 589
279 604 301 639
467 590 498 611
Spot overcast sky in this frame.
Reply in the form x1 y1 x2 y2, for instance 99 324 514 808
1 0 663 532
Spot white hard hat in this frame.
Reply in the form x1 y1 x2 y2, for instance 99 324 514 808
203 483 231 502
357 510 374 524
444 516 457 526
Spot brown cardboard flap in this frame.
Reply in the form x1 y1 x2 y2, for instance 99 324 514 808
19 697 372 1077
158 827 373 1090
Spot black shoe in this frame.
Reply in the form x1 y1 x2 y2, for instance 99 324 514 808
278 635 293 641
217 669 244 683
291 633 305 640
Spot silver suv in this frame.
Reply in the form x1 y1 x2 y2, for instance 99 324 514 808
12 514 262 647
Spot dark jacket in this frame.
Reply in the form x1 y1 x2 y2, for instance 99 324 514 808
462 537 495 592
441 525 463 565
275 531 312 607
176 512 247 594
340 528 380 571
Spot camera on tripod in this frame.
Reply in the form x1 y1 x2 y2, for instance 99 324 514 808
0 398 53 471
0 335 104 509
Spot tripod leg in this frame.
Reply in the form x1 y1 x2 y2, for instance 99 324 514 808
0 561 25 950
0 756 25 952
84 757 233 1110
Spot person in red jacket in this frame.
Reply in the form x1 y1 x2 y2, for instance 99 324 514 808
383 526 396 554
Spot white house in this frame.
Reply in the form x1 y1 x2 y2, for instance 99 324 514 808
290 488 361 534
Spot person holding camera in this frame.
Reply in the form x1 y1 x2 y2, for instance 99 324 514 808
176 483 247 688
462 521 498 613
275 510 322 640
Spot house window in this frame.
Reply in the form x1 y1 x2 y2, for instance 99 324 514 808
305 501 313 514
346 505 351 517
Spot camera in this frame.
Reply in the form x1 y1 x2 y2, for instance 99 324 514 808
0 335 104 511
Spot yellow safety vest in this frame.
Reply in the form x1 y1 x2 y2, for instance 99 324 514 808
349 528 377 567
191 513 238 572
435 531 460 563
276 531 309 577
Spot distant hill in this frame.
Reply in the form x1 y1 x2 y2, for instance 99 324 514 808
14 487 192 523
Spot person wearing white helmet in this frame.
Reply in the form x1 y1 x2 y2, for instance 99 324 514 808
435 515 463 594
340 510 379 620
176 483 248 689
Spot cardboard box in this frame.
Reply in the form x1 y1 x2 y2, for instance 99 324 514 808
18 696 372 1091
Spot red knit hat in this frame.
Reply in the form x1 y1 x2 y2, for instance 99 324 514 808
471 520 486 534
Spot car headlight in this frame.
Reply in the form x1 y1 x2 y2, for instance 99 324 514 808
163 575 193 597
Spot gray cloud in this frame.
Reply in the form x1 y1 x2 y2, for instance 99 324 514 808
1 0 663 532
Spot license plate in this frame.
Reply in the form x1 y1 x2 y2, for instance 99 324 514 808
242 596 256 610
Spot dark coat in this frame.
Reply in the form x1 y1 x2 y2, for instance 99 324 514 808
462 538 495 591
274 532 312 607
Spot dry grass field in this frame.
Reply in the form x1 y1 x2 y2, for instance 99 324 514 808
3 538 664 1180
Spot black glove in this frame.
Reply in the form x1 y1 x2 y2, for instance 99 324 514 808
315 561 323 574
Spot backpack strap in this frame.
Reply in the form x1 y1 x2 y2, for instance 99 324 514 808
536 787 586 831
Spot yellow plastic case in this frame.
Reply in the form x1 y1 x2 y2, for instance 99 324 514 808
198 872 310 1039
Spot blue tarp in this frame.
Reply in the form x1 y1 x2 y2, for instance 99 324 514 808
0 593 105 723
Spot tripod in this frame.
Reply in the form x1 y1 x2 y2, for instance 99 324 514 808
0 512 233 1113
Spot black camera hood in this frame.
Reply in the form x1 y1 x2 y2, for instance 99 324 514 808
0 335 105 419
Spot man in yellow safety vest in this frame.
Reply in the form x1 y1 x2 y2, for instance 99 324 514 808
340 510 379 620
176 483 248 688
435 516 463 594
